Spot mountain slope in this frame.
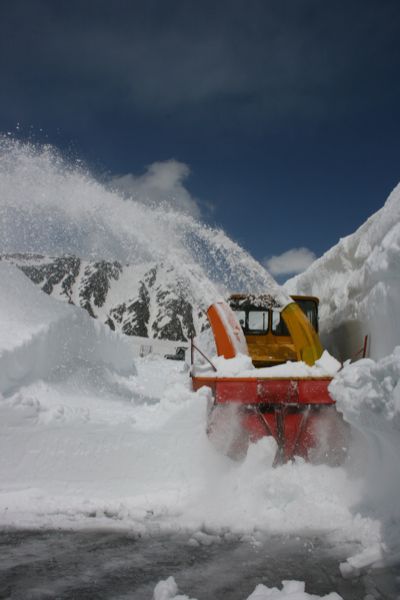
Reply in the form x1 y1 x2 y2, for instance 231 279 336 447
1 254 206 342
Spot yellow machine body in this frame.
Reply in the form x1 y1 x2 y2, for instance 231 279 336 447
229 294 323 367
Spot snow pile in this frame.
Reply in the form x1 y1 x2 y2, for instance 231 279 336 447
182 436 376 540
245 581 341 600
195 351 341 378
0 361 378 546
329 351 400 572
209 352 255 375
0 262 134 397
286 183 400 361
152 577 342 600
153 576 195 600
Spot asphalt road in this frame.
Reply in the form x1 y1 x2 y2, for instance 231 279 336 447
0 529 398 599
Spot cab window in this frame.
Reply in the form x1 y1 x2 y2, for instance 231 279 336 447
272 311 289 336
248 310 269 333
234 310 246 330
272 300 319 336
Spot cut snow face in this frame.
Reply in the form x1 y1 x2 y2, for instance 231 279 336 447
285 182 400 361
284 181 400 570
329 352 400 572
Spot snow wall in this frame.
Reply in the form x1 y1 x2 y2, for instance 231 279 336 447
286 183 400 362
287 183 400 570
330 353 400 572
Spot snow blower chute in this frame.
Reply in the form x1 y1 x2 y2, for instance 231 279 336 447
191 295 348 465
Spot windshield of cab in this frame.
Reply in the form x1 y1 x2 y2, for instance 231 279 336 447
234 309 269 334
234 299 318 337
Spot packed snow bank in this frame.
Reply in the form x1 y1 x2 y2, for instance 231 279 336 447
193 351 341 378
0 262 135 396
152 576 342 600
286 183 400 570
286 183 400 361
329 351 400 571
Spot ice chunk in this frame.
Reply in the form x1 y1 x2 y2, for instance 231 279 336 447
152 578 343 600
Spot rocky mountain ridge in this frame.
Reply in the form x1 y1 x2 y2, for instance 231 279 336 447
1 254 206 341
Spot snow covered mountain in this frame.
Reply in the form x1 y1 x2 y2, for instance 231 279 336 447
0 137 289 345
1 253 207 342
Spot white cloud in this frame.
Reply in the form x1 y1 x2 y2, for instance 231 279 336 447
109 159 201 218
264 247 316 276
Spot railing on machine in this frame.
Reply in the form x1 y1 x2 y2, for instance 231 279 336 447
190 337 217 372
351 334 369 361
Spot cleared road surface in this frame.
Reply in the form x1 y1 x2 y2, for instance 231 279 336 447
0 529 399 599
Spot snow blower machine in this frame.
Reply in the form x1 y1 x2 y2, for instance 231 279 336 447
191 294 349 465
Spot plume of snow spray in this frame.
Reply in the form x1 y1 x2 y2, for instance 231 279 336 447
0 136 288 308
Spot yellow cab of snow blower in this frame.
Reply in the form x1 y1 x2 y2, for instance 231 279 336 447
227 294 323 367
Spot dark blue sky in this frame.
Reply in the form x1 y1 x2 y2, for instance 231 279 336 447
1 0 399 273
